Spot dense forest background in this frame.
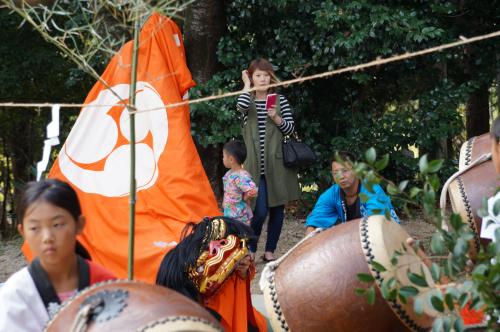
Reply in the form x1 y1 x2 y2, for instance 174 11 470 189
0 0 499 237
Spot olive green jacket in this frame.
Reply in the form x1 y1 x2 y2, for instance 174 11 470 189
242 96 300 208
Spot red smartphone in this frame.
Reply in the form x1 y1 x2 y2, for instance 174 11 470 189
265 93 277 110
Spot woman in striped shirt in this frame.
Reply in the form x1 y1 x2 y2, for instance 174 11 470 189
237 58 300 262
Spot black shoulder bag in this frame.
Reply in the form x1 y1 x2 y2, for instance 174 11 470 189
282 132 316 168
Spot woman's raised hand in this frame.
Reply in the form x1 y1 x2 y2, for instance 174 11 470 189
242 70 251 90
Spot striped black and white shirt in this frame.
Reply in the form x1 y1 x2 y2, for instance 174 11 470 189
237 92 295 175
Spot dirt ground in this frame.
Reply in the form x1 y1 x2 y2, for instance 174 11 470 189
0 236 25 283
0 214 437 294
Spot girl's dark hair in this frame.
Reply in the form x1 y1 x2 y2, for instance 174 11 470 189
247 58 279 94
17 179 81 224
155 216 254 301
223 140 247 165
75 241 91 260
491 116 500 142
17 179 91 260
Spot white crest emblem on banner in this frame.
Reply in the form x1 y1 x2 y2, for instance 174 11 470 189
59 82 168 197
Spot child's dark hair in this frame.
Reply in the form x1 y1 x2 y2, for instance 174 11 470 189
223 140 247 165
17 179 91 259
491 116 500 142
17 179 81 224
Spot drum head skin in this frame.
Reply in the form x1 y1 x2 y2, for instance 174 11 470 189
45 280 222 332
261 216 435 332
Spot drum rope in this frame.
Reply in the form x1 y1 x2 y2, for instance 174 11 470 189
464 137 475 167
439 153 492 229
69 298 103 332
259 227 324 291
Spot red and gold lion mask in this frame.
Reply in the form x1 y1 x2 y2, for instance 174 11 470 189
187 218 249 297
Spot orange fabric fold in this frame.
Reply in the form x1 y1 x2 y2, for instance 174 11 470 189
205 274 267 332
22 12 220 282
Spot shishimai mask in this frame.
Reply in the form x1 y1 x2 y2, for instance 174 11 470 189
156 216 254 300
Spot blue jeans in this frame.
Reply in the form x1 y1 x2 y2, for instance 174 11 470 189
249 176 284 253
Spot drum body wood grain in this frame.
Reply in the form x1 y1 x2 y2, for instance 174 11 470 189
45 280 221 332
260 216 435 332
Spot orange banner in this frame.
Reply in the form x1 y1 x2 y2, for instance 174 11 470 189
24 13 220 282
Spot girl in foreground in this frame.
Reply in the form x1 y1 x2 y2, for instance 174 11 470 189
0 179 115 331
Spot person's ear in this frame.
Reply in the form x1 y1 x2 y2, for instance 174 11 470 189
76 215 86 234
18 224 25 238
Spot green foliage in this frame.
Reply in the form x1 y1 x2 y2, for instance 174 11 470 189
0 9 94 237
407 271 429 288
366 286 376 305
2 0 191 73
190 0 498 208
399 286 419 298
353 149 500 331
370 260 387 273
356 273 375 283
189 71 242 146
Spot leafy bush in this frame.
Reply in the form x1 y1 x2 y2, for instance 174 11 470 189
190 0 500 209
353 149 499 331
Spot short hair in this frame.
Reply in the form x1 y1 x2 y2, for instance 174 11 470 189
223 140 247 165
332 150 356 164
247 58 279 93
17 179 81 225
491 116 500 142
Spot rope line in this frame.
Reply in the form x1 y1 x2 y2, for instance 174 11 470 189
0 30 499 114
0 102 129 109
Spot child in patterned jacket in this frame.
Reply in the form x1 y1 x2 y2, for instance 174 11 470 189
222 140 258 224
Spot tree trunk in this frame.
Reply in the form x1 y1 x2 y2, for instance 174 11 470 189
183 0 225 84
195 142 226 200
465 84 490 139
184 0 226 200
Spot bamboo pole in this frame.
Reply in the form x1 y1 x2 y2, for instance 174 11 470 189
127 4 140 281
